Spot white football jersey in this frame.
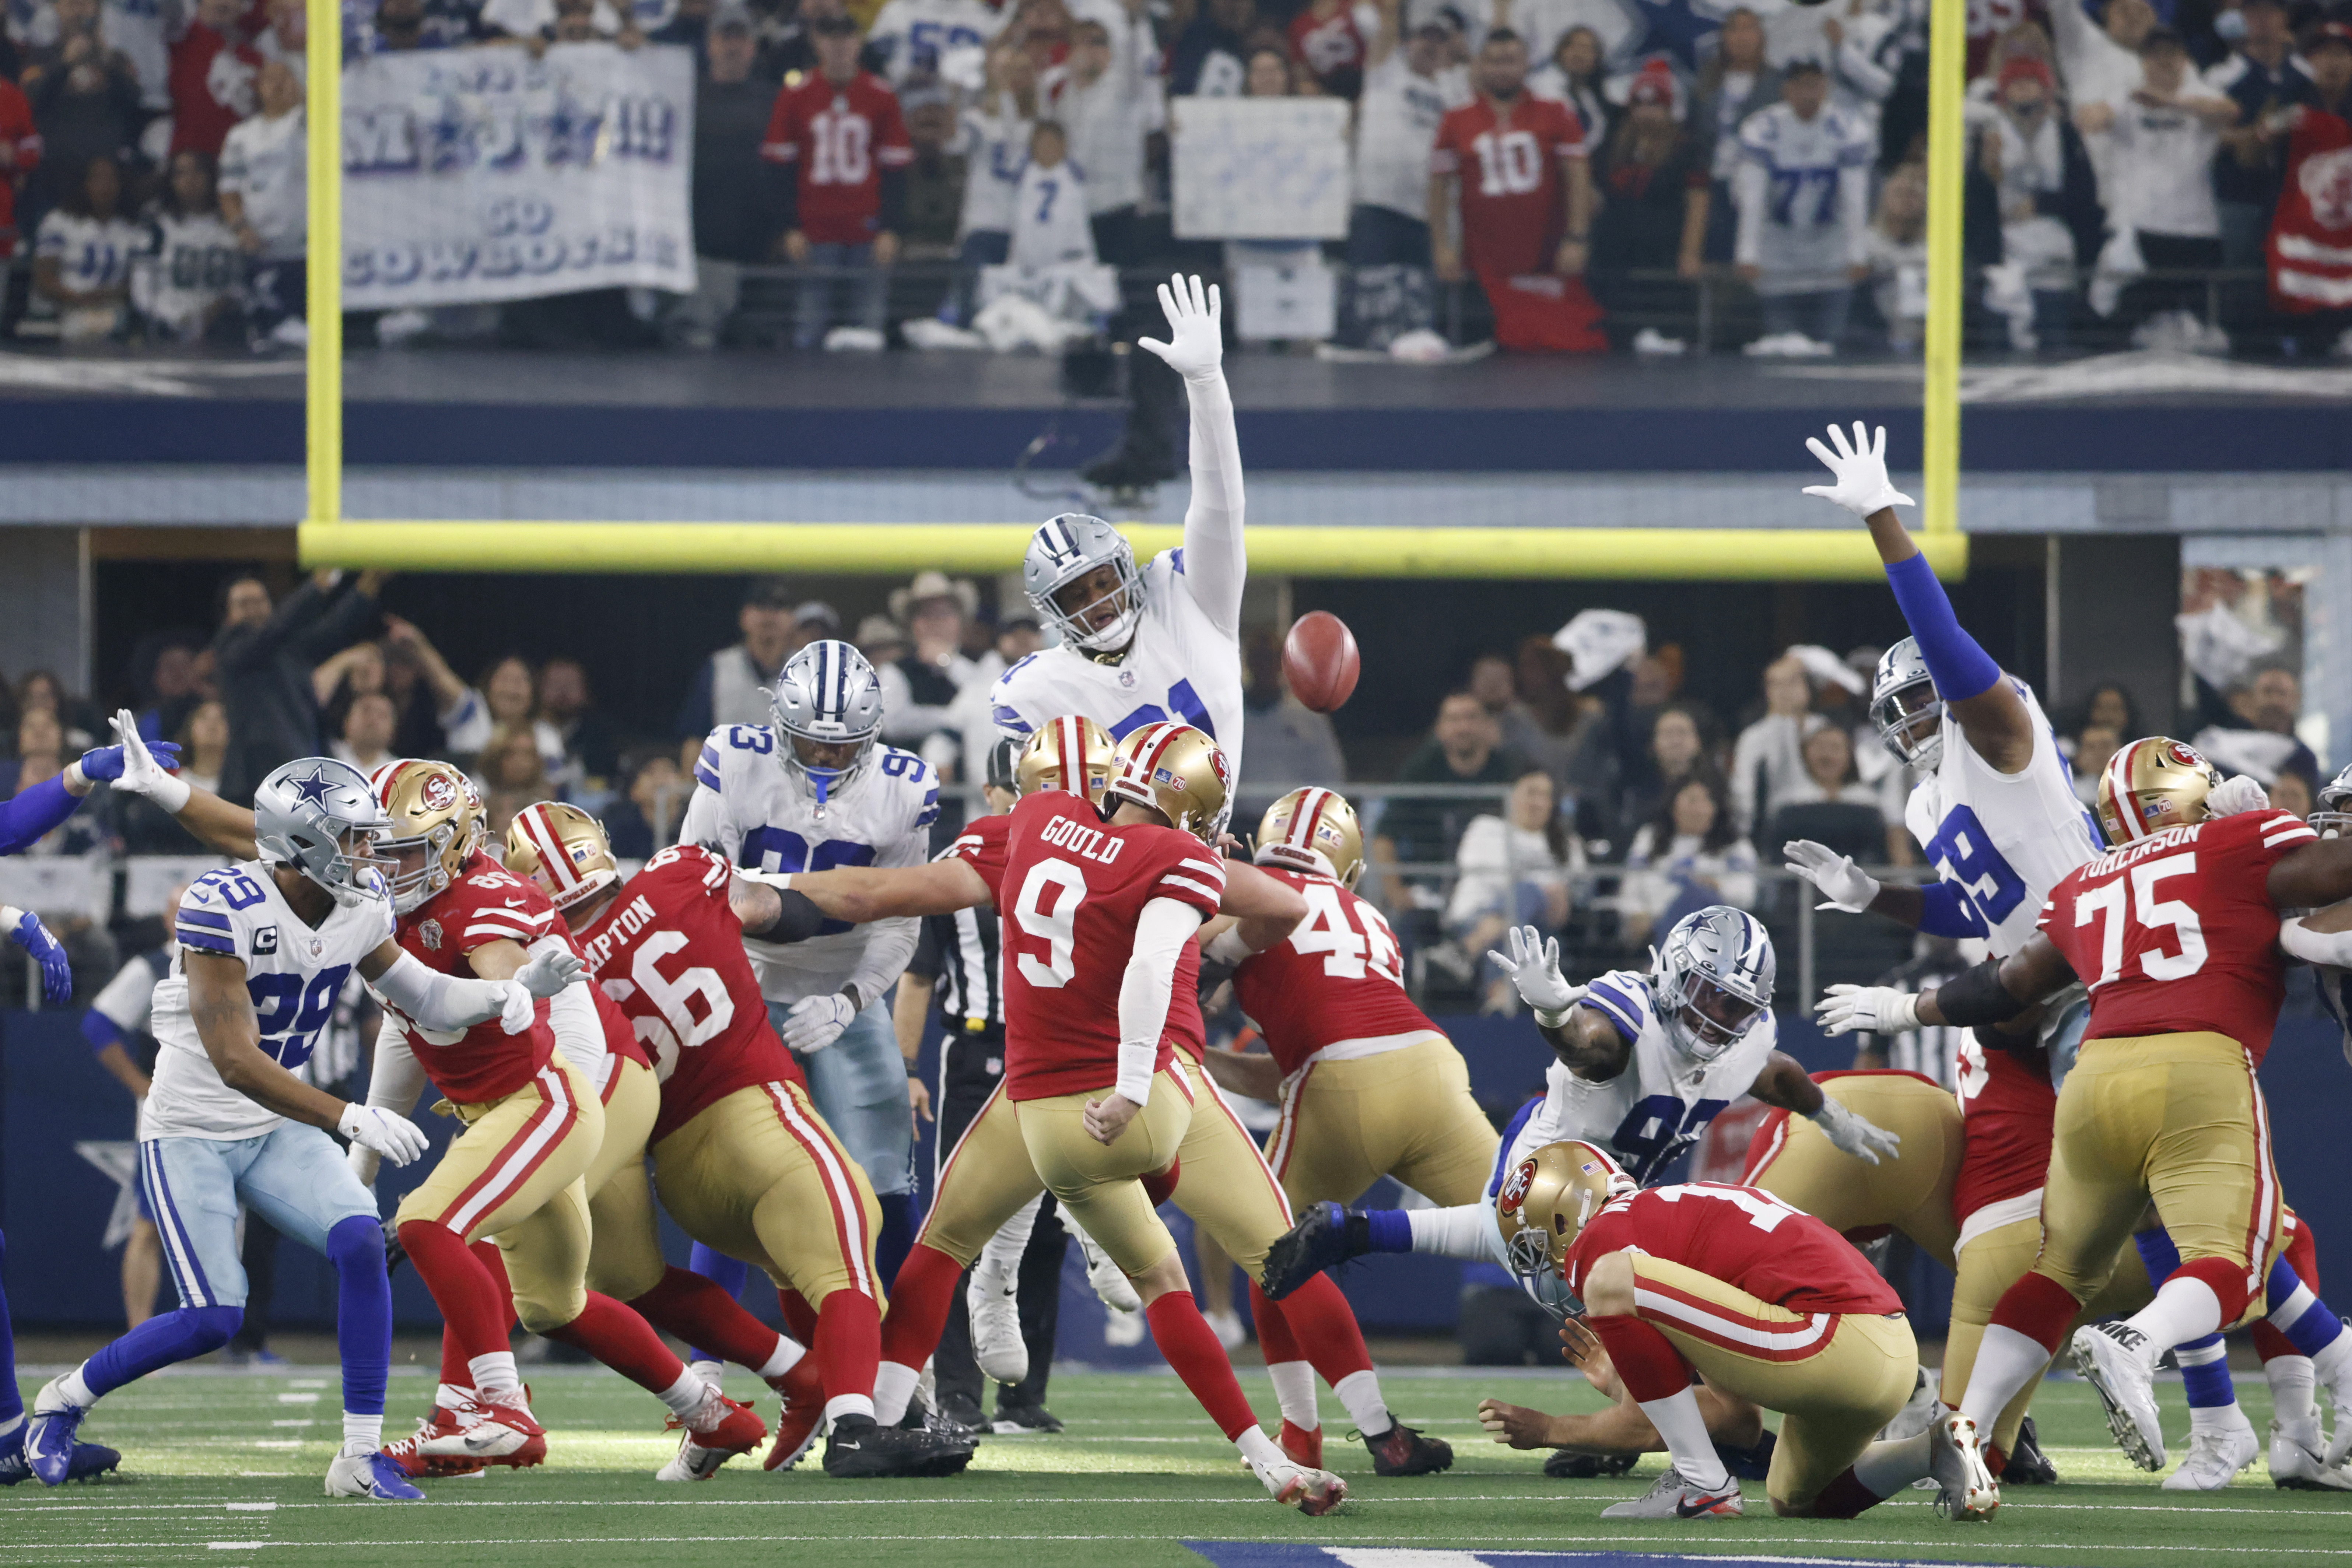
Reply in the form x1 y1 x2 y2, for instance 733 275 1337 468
1903 683 2103 961
990 549 1247 770
680 726 939 1002
146 862 395 1142
1735 101 1873 279
865 0 1000 81
1510 968 1777 1187
133 210 241 338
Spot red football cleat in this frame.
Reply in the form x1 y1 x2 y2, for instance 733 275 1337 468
660 1394 769 1482
1279 1420 1324 1469
462 1396 549 1469
765 1357 826 1472
381 1404 487 1479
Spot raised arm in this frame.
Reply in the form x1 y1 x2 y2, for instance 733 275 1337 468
1138 273 1245 638
1817 934 2079 1038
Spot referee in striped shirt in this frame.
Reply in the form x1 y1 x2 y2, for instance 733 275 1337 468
893 738 1068 1433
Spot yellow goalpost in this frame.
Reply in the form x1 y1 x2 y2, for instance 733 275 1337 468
294 0 1967 581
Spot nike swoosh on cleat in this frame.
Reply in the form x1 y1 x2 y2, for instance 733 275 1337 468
1677 1493 1732 1517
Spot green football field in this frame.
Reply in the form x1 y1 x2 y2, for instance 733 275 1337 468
6 1362 2347 1567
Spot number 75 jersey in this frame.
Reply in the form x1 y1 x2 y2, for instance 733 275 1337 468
1232 867 1446 1077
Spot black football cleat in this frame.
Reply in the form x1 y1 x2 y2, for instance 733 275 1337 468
2003 1416 2059 1485
1544 1449 1639 1480
1358 1422 1453 1477
823 1415 974 1480
992 1402 1064 1435
1259 1202 1366 1300
1715 1428 1778 1481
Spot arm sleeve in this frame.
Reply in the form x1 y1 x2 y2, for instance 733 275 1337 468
2279 916 2352 969
1117 897 1204 1103
364 1019 431 1115
80 1008 129 1052
1884 552 2002 704
0 773 85 855
1917 879 1991 937
534 936 608 1086
1179 368 1247 639
369 950 514 1033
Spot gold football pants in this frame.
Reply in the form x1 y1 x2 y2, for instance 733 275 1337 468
1015 1067 1197 1277
1266 1036 1499 1210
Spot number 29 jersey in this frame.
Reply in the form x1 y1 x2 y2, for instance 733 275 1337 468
1232 867 1441 1076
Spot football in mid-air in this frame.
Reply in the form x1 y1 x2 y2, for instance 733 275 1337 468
1283 611 1361 713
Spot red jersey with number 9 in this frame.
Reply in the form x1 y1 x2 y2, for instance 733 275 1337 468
1233 867 1441 1076
2039 808 2315 1064
572 844 805 1144
991 790 1226 1101
1562 1183 1904 1316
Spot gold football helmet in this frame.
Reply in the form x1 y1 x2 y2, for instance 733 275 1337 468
1016 716 1117 805
1255 787 1365 887
374 759 486 915
1494 1140 1634 1319
2097 736 2222 846
1107 723 1233 844
505 800 619 913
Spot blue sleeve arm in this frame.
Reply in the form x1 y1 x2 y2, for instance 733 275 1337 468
1886 553 2002 704
1917 879 1989 939
0 774 84 856
81 1008 127 1053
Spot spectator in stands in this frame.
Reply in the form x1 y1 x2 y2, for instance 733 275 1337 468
2078 28 2234 341
537 656 618 787
1971 53 2102 350
2194 657 2321 783
1237 631 1347 821
310 637 384 716
1289 0 1365 98
1340 0 1464 346
856 614 911 667
944 613 1043 777
676 577 798 746
134 150 243 344
0 71 39 264
1734 56 1872 352
1865 157 1929 348
19 17 143 227
1430 28 1595 326
945 43 1036 325
0 707 66 798
670 3 782 350
1774 723 1890 853
169 0 262 158
864 0 992 83
1374 688 1528 871
766 12 911 351
2074 678 2141 737
2052 0 2156 136
221 57 309 352
331 691 400 775
1170 0 1253 96
1618 699 1710 842
1501 633 1594 800
32 155 144 342
1728 652 1815 836
2266 20 2352 355
790 599 843 653
1689 7 1778 264
131 636 208 742
878 571 979 772
1445 768 1585 1014
479 726 550 836
2207 0 2307 313
16 670 97 748
2271 765 2317 819
1529 25 1608 142
176 698 230 795
444 654 571 783
2069 719 2121 805
898 86 963 260
209 567 386 803
605 753 687 856
1244 42 1298 96
1587 63 1710 350
1619 771 1756 944
1045 15 1157 267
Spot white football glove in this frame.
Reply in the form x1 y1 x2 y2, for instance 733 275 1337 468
108 709 192 812
1784 839 1883 914
1136 272 1223 381
513 944 586 997
1815 983 1921 1037
782 992 857 1053
1806 1097 1904 1166
339 1103 428 1168
1487 925 1584 1024
2206 774 2272 817
1801 421 1916 519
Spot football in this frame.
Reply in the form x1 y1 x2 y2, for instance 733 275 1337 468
1283 610 1361 713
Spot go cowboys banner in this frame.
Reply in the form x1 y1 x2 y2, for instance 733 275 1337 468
342 42 696 309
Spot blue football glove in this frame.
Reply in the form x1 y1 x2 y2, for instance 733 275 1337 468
78 737 182 784
8 909 72 1004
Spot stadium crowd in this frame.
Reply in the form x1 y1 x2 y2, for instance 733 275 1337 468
2 0 2350 354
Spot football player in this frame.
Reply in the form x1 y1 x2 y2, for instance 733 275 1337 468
0 727 169 1487
1497 1141 1922 1520
505 801 973 1479
681 638 939 1289
23 757 561 1501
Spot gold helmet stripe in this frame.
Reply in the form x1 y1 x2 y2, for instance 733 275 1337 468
1288 787 1336 865
2104 736 2158 841
1050 716 1087 797
514 803 582 898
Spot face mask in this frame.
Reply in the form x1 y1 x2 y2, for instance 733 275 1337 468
2214 8 2246 42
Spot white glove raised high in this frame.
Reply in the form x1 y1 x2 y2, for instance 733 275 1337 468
782 992 857 1053
1486 925 1584 1024
1801 421 1916 519
1136 272 1223 382
1784 839 1883 914
2206 774 2272 817
1815 983 1921 1037
339 1102 428 1167
108 709 191 812
1805 1097 1903 1165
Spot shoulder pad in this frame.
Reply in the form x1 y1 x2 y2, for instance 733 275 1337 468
1579 971 1652 1043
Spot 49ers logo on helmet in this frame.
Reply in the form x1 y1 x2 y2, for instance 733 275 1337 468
1498 1158 1539 1214
2166 741 2206 770
420 772 458 811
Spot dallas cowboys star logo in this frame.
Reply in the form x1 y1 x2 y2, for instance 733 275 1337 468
284 764 345 810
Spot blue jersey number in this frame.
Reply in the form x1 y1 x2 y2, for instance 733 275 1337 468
1608 1095 1730 1185
1767 166 1840 227
1109 680 1217 743
204 870 269 911
245 964 351 1069
725 726 774 754
1925 804 2027 927
742 829 876 935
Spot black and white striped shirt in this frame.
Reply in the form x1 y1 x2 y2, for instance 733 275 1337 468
915 902 1003 1032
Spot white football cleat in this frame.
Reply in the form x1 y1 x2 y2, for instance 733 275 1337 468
968 1258 1030 1386
1928 1410 1999 1522
2164 1417 2258 1490
325 1450 425 1501
1079 1235 1142 1313
1247 1452 1347 1515
1878 1367 1941 1443
2272 1419 2352 1490
1598 1467 1742 1519
2071 1322 2166 1471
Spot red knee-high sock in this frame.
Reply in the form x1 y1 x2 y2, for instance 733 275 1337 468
1806 1467 1885 1519
1584 1313 1692 1402
1142 1158 1181 1207
1989 1269 2084 1355
1250 1279 1303 1366
1145 1290 1261 1441
434 1242 513 1388
400 1221 509 1367
630 1267 785 1371
2170 1256 2258 1330
540 1292 689 1395
1263 1271 1374 1384
814 1287 882 1407
777 1287 820 1349
878 1243 964 1371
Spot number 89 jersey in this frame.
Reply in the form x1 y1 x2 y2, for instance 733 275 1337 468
146 860 395 1141
1232 867 1444 1077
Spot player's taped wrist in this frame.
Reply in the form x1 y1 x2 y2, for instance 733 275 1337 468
143 767 194 813
1931 957 2032 1028
1115 1040 1156 1106
1885 553 2002 704
1203 926 1253 968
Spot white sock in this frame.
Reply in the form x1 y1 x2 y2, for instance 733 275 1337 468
2127 1276 2226 1360
872 1360 922 1425
1851 1430 1932 1497
1333 1369 1392 1438
52 1368 96 1411
2188 1399 2252 1438
2313 1333 2352 1390
468 1352 522 1403
342 1412 384 1456
1957 1326 2053 1431
1266 1361 1319 1430
758 1337 805 1381
435 1383 472 1412
1405 1204 1493 1260
979 1194 1043 1272
2268 1356 2318 1429
826 1393 876 1424
0 1414 22 1441
656 1368 714 1422
1235 1425 1287 1471
686 1358 724 1389
1636 1387 1731 1491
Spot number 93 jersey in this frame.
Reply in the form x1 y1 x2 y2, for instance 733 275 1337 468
1515 970 1777 1188
146 861 395 1141
1232 867 1442 1076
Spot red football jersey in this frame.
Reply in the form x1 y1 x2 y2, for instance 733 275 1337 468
1562 1183 1904 1317
1287 4 1364 91
169 22 262 157
2039 808 2316 1064
0 81 38 259
572 845 806 1146
547 905 652 1085
1233 867 1438 1076
944 810 1012 893
996 790 1225 1101
760 70 914 245
1950 1037 2055 1218
392 851 558 1105
1430 92 1587 278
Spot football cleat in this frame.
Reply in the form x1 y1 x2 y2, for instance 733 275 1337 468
1598 1467 1742 1519
0 1424 118 1487
1544 1449 1639 1479
2271 1419 2352 1490
1878 1366 1940 1442
1929 1411 1999 1522
1358 1421 1453 1477
992 1402 1063 1435
1714 1429 1778 1481
1259 1202 1362 1301
1248 1453 1347 1515
2002 1415 2059 1485
381 1405 487 1479
658 1393 767 1482
325 1450 426 1502
823 1413 975 1479
453 1397 548 1469
2164 1418 2259 1491
1076 1234 1142 1313
1278 1420 1323 1469
24 1387 91 1488
968 1258 1030 1386
2070 1322 2166 1471
764 1357 826 1472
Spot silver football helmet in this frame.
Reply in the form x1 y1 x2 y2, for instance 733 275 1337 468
253 757 395 907
1869 637 1944 772
770 639 886 804
1651 905 1775 1063
1024 513 1144 655
2313 763 2352 839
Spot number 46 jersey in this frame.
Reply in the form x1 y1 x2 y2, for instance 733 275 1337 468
1231 867 1442 1077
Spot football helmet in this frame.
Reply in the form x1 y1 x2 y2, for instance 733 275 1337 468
1255 787 1365 887
253 757 395 907
1869 637 1943 772
374 759 486 915
1652 905 1775 1063
2313 764 2352 839
1108 723 1233 844
505 800 618 913
1024 513 1144 655
1016 715 1117 805
2097 736 2222 846
1494 1140 1634 1320
771 639 886 804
